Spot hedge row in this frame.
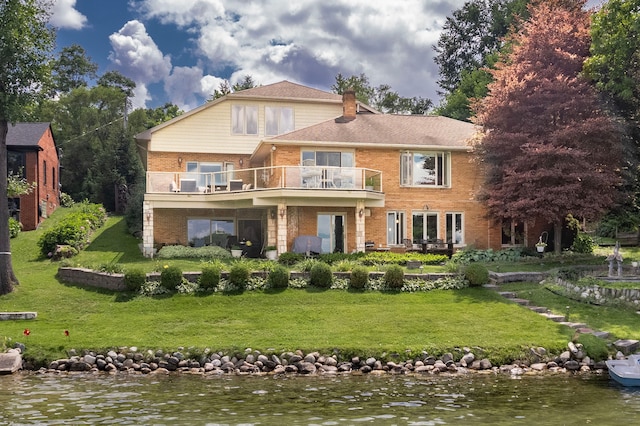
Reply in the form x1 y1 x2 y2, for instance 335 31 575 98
38 202 108 257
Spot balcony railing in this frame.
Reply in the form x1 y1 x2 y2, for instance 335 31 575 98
146 166 383 194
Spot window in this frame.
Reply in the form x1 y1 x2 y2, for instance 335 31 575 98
446 213 464 245
52 167 56 190
187 219 235 247
400 152 449 187
301 150 355 188
265 106 294 136
7 152 25 176
186 161 234 187
502 220 525 246
43 160 47 185
412 212 439 243
387 211 406 246
232 105 258 135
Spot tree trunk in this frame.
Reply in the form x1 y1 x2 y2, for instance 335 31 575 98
554 220 563 255
0 119 19 295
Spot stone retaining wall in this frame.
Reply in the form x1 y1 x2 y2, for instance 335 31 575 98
553 277 640 306
57 267 455 292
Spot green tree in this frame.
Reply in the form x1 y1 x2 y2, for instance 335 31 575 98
52 44 98 93
583 0 640 233
0 0 55 294
473 0 622 254
332 73 432 114
434 0 528 94
332 73 375 105
584 0 640 121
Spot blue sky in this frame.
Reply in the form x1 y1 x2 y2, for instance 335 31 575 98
51 0 604 111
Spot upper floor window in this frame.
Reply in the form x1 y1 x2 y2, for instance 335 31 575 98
265 106 294 136
232 105 258 135
43 160 47 185
7 151 25 176
400 152 449 187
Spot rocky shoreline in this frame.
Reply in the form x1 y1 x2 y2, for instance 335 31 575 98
5 342 616 377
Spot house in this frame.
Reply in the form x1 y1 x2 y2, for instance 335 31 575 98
136 81 511 258
6 122 60 231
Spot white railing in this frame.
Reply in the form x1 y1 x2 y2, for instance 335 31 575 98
146 166 382 194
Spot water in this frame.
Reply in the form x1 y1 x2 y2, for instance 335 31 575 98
0 371 637 425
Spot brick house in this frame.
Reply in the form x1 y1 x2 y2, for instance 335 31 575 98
7 122 60 231
137 81 521 257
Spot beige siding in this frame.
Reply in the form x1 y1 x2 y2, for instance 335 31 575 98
150 100 342 155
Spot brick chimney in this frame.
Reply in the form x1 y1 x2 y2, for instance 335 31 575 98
342 89 357 121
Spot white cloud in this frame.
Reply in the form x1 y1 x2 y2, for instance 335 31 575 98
133 0 466 106
109 20 172 108
50 0 87 30
122 0 606 109
164 66 208 110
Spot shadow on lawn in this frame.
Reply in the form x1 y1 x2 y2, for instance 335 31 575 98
84 216 144 263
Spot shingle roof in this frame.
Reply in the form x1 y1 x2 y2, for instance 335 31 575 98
230 81 342 101
270 114 477 149
6 122 51 148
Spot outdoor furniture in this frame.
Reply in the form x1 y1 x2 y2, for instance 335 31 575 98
228 180 243 191
292 235 322 255
301 159 322 188
180 179 197 192
421 239 454 258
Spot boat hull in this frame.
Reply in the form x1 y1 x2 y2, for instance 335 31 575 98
606 355 640 386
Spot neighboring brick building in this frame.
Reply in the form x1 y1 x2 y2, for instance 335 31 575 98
7 122 60 231
137 81 524 258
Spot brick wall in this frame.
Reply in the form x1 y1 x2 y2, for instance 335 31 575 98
18 127 59 231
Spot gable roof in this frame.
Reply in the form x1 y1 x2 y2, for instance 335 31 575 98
135 80 377 142
6 122 52 150
268 114 477 150
229 81 342 101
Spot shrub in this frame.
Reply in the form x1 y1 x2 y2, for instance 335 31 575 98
59 192 75 207
571 233 594 254
383 265 404 289
199 264 221 290
51 244 79 260
228 262 250 289
157 245 232 260
309 262 333 288
37 202 106 256
267 265 290 289
464 263 489 287
160 265 183 290
8 218 21 238
350 266 369 290
124 268 147 292
96 262 124 274
278 252 303 266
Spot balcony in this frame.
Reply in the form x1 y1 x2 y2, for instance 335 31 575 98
146 166 383 195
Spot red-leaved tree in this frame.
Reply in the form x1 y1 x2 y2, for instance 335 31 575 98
472 0 622 253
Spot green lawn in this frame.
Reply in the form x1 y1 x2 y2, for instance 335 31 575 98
0 207 631 365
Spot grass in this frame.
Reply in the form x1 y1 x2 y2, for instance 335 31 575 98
500 282 640 342
1 206 636 366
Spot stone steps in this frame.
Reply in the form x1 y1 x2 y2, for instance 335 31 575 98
489 285 613 340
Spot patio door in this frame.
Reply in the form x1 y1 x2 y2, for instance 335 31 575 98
317 213 345 253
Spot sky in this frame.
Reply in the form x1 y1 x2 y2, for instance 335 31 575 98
51 0 604 112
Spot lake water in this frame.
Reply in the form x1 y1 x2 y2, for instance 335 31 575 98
0 371 637 425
